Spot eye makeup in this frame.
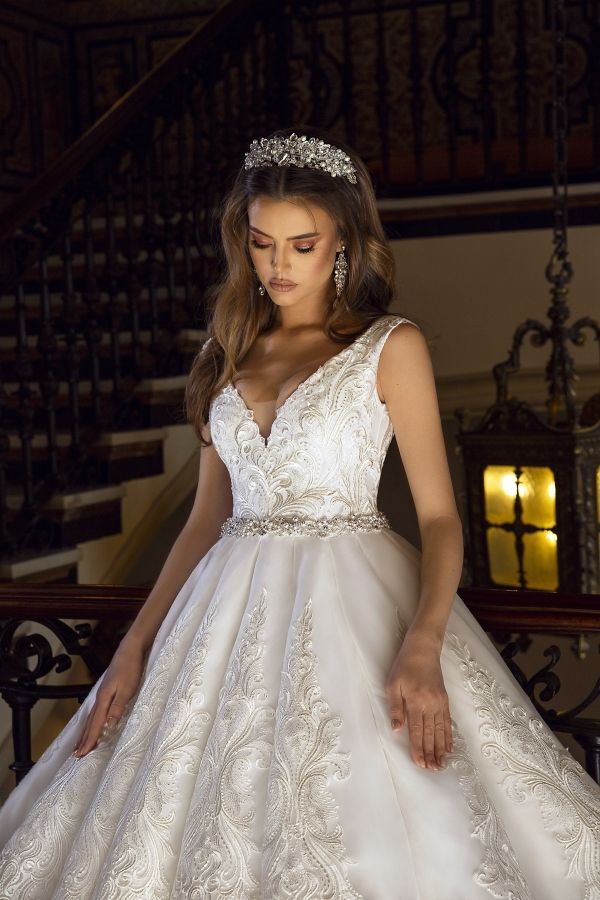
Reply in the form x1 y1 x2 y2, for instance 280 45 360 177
250 238 315 254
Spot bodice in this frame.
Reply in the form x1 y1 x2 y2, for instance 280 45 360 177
209 314 417 521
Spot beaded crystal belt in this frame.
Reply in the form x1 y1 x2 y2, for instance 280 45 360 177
220 511 391 538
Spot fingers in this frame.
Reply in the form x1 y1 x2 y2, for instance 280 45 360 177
73 688 119 758
433 712 446 766
407 710 425 768
105 699 127 732
389 691 406 732
444 706 454 754
422 712 436 767
390 692 453 771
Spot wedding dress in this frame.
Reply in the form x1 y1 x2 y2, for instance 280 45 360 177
0 312 598 900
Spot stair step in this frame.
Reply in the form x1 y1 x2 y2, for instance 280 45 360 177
0 326 204 351
6 427 169 486
7 253 205 294
0 546 81 584
1 375 189 398
0 284 192 313
6 426 168 449
5 483 126 510
0 345 197 391
6 484 126 549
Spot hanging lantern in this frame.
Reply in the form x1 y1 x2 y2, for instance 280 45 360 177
456 0 600 593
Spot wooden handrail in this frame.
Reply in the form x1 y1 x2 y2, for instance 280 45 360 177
0 583 148 619
458 587 600 634
0 0 262 242
0 582 598 633
1 581 598 785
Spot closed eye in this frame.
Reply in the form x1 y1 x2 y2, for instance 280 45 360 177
250 239 315 254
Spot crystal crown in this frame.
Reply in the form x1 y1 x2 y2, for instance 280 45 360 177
244 132 358 184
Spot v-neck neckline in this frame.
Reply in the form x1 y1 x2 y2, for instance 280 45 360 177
226 316 386 448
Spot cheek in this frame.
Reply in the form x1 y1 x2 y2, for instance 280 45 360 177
315 251 337 280
249 247 262 268
301 249 335 277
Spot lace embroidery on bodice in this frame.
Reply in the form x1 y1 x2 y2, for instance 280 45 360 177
209 314 417 520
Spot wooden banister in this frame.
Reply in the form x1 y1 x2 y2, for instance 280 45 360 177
0 582 598 633
457 587 600 634
0 0 262 242
0 582 148 619
0 581 598 786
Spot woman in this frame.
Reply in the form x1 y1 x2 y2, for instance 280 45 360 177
0 126 598 899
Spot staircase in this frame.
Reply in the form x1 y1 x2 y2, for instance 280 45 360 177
0 0 275 581
1 0 599 582
0 212 203 582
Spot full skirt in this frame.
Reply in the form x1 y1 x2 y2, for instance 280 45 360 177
0 528 598 899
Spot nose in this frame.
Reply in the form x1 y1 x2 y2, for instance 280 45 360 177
270 243 291 275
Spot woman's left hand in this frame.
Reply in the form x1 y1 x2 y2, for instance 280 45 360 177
385 631 453 770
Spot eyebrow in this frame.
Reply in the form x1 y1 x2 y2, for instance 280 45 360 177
249 226 321 240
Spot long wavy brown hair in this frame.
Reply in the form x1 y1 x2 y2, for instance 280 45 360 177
185 125 398 446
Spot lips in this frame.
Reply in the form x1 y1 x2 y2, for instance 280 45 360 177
270 279 297 287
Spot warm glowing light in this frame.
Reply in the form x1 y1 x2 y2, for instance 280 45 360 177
500 473 517 497
483 465 558 590
500 472 533 498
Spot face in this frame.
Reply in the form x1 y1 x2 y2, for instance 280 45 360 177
247 196 343 313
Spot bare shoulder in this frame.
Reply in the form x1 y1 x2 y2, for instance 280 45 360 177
378 319 430 390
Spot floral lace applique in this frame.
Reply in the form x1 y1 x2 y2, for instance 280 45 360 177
448 717 532 900
262 597 363 900
91 597 222 899
0 592 216 900
446 630 600 900
396 609 530 897
50 595 222 900
210 314 418 522
173 588 275 899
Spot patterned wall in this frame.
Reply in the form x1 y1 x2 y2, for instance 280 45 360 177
1 0 598 207
0 9 70 200
0 1 216 205
286 0 596 187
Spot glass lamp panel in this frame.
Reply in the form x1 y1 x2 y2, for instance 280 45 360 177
486 526 519 586
522 530 559 591
519 466 556 528
484 466 518 525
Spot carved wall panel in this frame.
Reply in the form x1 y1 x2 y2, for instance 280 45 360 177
0 9 70 204
286 0 597 192
0 1 217 204
1 0 598 205
72 18 213 128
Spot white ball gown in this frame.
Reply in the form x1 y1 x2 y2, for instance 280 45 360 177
0 312 598 900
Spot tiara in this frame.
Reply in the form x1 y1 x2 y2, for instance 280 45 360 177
244 132 358 184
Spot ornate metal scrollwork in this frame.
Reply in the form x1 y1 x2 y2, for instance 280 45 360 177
0 616 104 784
500 637 600 782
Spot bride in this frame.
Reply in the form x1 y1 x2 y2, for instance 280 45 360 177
0 126 598 899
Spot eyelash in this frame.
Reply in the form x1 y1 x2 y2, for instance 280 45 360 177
250 238 315 254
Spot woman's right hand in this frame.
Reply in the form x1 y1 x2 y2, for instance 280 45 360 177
73 641 147 758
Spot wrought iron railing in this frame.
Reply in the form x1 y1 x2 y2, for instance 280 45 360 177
0 0 289 561
460 586 600 783
0 583 598 787
1 0 599 563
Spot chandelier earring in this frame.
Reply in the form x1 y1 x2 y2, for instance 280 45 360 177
253 268 266 295
333 244 348 306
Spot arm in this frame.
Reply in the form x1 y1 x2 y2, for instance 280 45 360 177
377 322 463 771
74 420 233 757
123 422 233 655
